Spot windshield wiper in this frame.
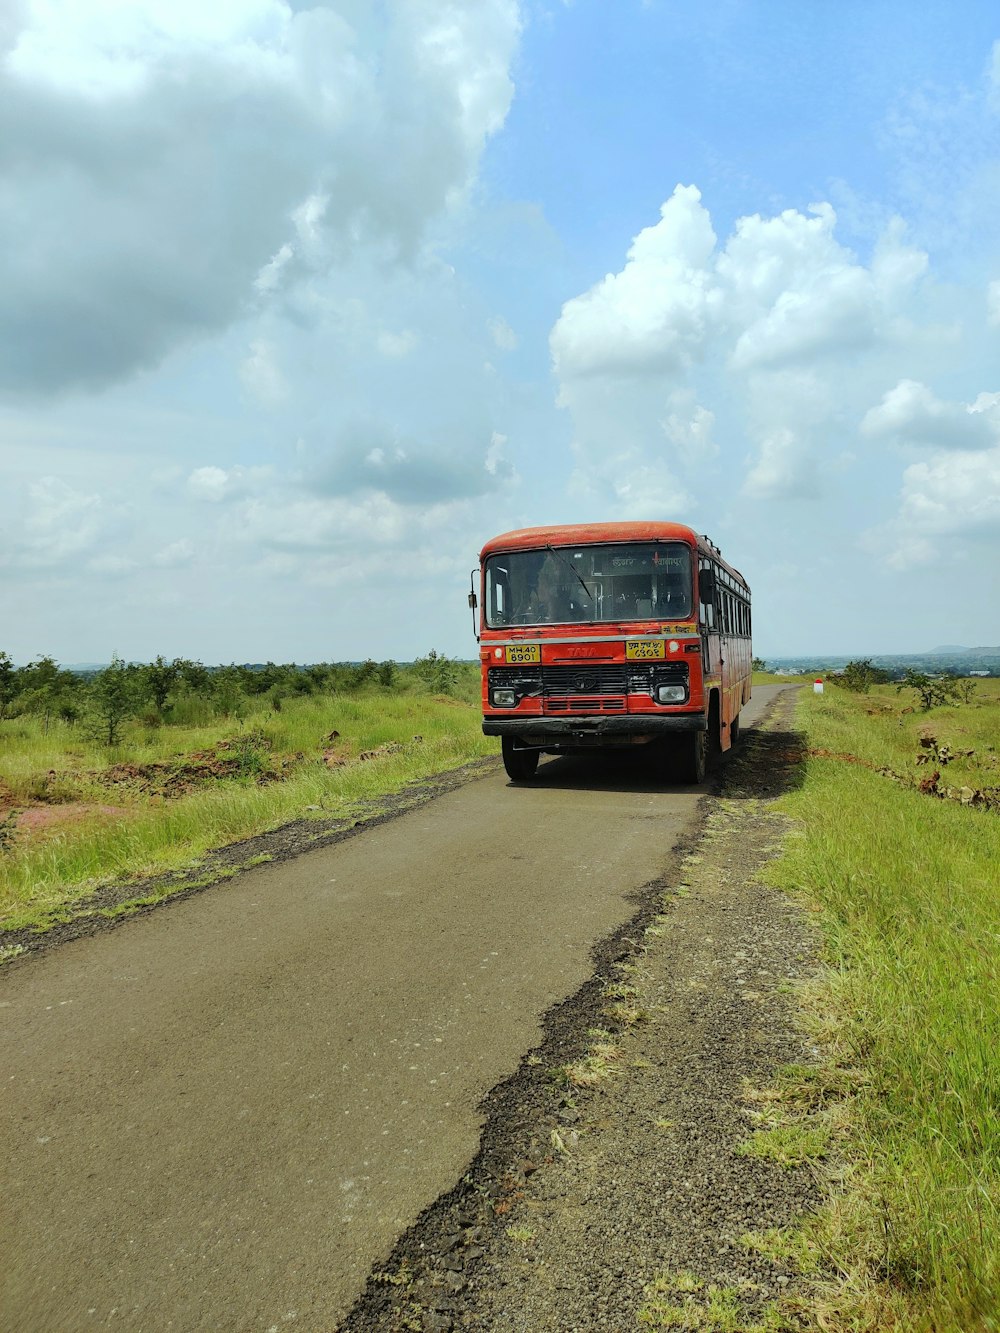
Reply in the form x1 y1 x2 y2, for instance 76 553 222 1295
546 543 595 603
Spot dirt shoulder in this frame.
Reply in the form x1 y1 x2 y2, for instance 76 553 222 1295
337 688 827 1332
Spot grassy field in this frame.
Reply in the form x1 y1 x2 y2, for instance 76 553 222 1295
0 681 494 935
767 679 1000 1330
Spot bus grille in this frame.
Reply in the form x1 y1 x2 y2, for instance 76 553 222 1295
545 696 626 713
541 664 629 694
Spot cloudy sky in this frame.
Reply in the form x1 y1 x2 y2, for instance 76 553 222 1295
2 0 999 665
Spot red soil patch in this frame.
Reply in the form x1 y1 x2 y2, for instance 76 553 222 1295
10 802 131 837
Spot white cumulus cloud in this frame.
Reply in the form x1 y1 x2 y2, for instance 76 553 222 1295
722 206 927 370
551 190 932 511
240 339 288 406
187 464 272 503
488 315 518 351
744 429 825 501
376 330 418 358
1 476 124 569
659 392 717 468
862 380 1000 451
881 446 1000 569
551 185 718 384
152 538 195 568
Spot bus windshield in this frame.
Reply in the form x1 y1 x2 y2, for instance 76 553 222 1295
484 542 693 627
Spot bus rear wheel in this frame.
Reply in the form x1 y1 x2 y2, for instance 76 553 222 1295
501 736 539 781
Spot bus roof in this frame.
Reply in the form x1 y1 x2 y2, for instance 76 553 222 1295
479 522 749 589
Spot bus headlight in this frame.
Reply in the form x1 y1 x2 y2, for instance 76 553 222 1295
656 684 687 704
492 688 517 707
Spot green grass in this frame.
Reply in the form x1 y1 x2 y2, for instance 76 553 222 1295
736 1122 830 1168
0 689 494 932
767 682 1000 1330
739 1226 823 1275
636 1271 792 1330
505 1225 536 1243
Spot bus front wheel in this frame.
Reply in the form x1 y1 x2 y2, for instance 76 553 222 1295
502 736 539 781
676 730 707 785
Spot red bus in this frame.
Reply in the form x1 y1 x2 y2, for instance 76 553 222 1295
471 522 751 783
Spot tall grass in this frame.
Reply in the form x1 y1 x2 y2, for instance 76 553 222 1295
0 689 493 932
769 685 1000 1329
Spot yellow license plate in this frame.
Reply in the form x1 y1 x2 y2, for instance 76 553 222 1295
505 644 540 664
625 639 665 660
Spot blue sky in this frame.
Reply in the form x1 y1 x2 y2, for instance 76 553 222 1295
2 0 999 664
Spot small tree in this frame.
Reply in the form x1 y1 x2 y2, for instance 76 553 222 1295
18 655 78 731
0 651 17 720
954 677 978 704
211 666 246 719
414 649 457 694
838 659 891 693
751 657 768 674
174 658 211 695
349 659 380 689
290 667 315 696
139 655 180 714
306 663 334 693
896 669 960 712
89 655 137 746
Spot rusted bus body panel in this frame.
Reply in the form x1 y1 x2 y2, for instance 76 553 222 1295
477 522 751 756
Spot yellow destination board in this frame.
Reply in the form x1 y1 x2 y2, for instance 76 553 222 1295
625 640 665 660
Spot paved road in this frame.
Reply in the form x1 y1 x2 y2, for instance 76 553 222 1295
1 688 786 1332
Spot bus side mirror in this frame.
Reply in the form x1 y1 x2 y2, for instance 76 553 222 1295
699 570 716 602
469 570 480 643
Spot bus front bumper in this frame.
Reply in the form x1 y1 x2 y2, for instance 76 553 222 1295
482 714 706 745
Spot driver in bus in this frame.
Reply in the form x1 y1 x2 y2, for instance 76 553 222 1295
526 557 581 623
